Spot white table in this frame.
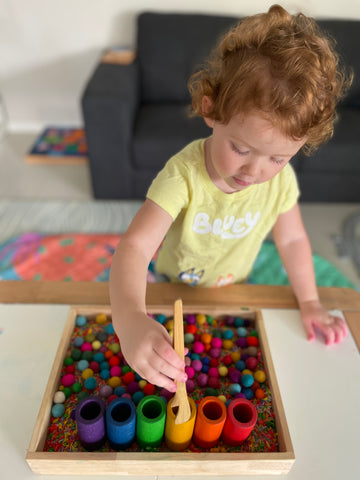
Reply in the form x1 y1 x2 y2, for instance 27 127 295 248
1 301 359 480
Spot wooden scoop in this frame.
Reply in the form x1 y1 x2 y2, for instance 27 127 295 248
171 298 191 424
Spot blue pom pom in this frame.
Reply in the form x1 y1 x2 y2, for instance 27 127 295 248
132 391 145 405
229 383 242 396
156 314 167 324
243 387 254 400
78 359 89 372
105 324 115 334
73 337 84 347
241 374 254 388
100 369 110 380
51 403 65 418
84 377 97 390
234 317 244 327
237 327 247 337
76 315 87 327
223 329 234 339
235 360 246 371
93 352 105 363
114 386 126 396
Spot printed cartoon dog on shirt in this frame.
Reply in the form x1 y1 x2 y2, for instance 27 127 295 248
178 268 204 286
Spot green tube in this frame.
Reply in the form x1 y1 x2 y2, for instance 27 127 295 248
136 395 166 448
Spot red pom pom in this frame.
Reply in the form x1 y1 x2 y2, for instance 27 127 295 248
123 371 136 385
210 358 219 367
222 354 232 366
107 394 118 404
247 336 259 347
186 324 197 334
143 383 156 396
109 355 120 367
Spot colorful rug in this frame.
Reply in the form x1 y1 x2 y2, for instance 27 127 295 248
0 232 355 288
25 127 88 163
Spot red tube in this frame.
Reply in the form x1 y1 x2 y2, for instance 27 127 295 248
222 398 257 446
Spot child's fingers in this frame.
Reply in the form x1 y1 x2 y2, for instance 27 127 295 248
304 320 315 342
138 364 178 393
328 315 348 344
151 349 187 383
155 332 187 371
324 325 336 346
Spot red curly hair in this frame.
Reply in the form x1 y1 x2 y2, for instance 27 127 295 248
188 4 353 154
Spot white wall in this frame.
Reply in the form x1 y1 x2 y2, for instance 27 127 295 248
1 0 360 131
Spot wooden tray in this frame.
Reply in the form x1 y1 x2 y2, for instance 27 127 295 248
26 304 295 475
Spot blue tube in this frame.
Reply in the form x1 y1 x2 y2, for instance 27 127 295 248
106 397 137 449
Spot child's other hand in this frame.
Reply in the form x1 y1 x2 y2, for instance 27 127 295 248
114 313 187 392
299 300 348 345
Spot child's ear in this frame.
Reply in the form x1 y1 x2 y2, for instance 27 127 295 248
202 96 215 128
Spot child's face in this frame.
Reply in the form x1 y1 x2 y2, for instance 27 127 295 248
204 111 306 194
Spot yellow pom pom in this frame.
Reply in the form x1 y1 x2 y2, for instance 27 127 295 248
92 340 102 350
231 351 241 362
96 313 107 324
254 370 266 383
82 368 94 380
196 314 207 325
222 339 233 350
108 376 121 388
166 319 174 331
109 343 120 354
218 395 227 403
242 369 253 376
218 366 228 377
138 380 147 390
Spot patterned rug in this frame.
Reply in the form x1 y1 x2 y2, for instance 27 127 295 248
0 232 355 288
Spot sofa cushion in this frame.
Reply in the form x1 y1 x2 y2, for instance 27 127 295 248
318 20 360 106
133 103 211 170
300 108 360 173
137 12 238 103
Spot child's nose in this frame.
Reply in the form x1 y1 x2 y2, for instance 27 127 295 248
242 156 261 177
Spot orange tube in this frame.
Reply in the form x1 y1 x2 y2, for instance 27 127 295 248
164 397 197 451
193 396 227 448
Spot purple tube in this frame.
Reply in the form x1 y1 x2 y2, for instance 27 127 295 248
75 395 106 450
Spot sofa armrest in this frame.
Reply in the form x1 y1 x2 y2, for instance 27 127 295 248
81 61 140 198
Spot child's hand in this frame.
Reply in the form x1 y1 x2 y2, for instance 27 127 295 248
114 313 187 392
299 300 348 345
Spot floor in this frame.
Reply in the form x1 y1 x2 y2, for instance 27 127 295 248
1 131 359 289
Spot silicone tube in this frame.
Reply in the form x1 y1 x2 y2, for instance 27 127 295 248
193 396 227 448
136 395 166 448
75 395 106 451
222 398 258 446
106 397 137 449
165 397 197 451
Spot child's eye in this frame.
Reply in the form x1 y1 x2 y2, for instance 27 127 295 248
230 142 249 156
270 156 285 165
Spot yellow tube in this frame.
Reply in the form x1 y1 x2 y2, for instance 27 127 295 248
164 397 197 451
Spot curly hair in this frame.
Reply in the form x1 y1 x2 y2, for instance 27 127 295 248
188 4 353 154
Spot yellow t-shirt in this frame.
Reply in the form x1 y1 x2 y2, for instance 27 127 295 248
147 138 299 287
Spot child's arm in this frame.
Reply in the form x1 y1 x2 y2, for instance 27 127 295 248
272 203 348 345
109 198 187 392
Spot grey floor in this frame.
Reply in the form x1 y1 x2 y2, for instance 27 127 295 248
1 131 359 289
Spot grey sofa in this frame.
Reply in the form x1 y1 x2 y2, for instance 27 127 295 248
82 12 360 202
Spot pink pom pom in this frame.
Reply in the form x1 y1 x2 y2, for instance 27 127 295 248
208 367 220 378
197 373 208 387
193 341 205 354
61 374 75 387
211 337 222 349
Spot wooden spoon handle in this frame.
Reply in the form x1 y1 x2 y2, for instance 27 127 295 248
173 298 191 424
174 298 185 359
